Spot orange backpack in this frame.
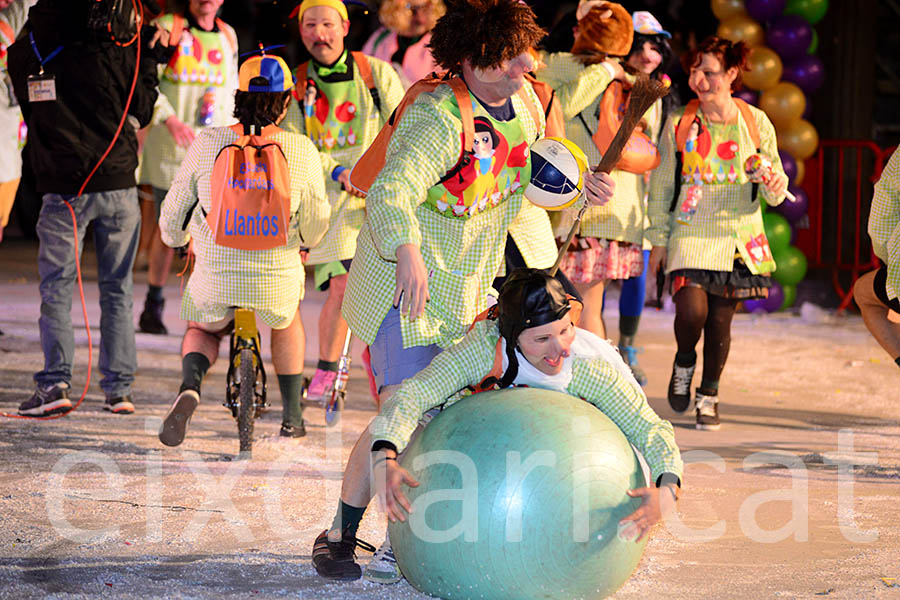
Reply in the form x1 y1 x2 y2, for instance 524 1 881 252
208 124 293 251
349 74 546 195
589 79 661 174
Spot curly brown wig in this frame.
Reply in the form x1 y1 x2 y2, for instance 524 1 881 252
233 89 293 127
682 36 752 92
428 0 546 73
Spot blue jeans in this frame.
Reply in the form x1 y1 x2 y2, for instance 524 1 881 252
35 190 140 397
369 307 442 392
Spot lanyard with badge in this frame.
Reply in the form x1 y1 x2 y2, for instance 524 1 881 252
27 32 63 102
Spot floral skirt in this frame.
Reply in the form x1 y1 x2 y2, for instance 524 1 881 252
557 236 644 284
670 258 772 300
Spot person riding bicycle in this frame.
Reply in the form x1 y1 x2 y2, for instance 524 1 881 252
157 52 330 446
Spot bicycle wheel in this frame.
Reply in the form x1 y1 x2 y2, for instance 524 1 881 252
237 348 256 455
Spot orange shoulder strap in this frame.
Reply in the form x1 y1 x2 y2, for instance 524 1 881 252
515 84 544 140
733 97 761 149
448 76 474 153
216 18 237 53
0 21 14 43
293 61 309 102
170 14 184 41
675 99 700 152
351 51 375 91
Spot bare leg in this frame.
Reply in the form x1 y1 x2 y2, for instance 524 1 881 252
854 271 900 359
147 230 175 288
271 309 305 375
181 321 223 365
574 279 607 338
319 273 350 362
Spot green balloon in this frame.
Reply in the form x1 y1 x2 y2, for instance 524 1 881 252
785 0 829 24
763 212 791 254
780 283 797 310
773 245 808 286
807 29 819 54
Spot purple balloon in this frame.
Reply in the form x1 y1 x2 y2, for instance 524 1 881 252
762 281 786 312
734 88 759 106
773 185 809 223
779 150 797 183
767 15 813 61
746 0 787 22
743 298 767 312
782 55 826 94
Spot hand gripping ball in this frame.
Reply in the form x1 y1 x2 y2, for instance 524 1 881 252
525 137 589 210
388 388 649 600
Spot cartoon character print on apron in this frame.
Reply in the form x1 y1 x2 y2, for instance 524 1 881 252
425 97 531 220
164 27 228 87
302 74 364 157
680 119 776 274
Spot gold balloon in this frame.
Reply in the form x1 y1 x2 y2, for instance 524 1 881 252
793 158 805 186
717 16 765 47
711 0 747 20
743 46 783 91
777 119 819 161
760 82 806 129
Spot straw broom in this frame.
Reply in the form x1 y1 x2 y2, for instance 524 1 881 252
549 77 670 276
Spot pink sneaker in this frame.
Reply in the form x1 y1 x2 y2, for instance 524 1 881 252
308 368 338 402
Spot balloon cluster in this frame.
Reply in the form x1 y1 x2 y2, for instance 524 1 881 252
712 0 826 311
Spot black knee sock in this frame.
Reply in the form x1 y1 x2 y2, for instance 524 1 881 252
277 373 305 426
330 499 367 538
675 350 697 367
619 315 641 339
180 352 210 393
317 359 340 372
147 284 164 303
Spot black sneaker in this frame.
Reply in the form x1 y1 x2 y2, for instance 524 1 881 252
139 297 168 335
19 383 72 416
104 395 135 415
312 529 376 581
667 360 695 413
279 422 307 438
695 391 721 431
159 389 199 447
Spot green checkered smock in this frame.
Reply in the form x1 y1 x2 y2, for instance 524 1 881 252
371 319 684 481
140 13 239 191
342 82 553 349
869 149 900 299
536 52 660 245
281 55 404 265
646 103 787 274
159 127 330 328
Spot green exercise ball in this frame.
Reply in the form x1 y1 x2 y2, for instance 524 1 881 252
785 0 828 24
773 245 808 286
763 212 791 254
389 388 648 600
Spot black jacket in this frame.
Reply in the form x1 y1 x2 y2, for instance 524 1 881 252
8 0 172 194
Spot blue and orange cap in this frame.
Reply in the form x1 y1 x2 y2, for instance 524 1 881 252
239 55 294 93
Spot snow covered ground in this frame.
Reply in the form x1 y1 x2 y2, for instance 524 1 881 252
1 239 898 599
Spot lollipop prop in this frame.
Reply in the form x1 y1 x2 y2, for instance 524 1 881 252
744 154 797 202
550 77 670 276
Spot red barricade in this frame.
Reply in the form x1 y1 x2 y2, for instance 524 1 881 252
799 141 896 311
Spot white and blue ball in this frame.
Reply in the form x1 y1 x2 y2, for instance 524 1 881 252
525 137 589 210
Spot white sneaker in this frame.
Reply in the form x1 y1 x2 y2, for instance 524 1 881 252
695 392 721 431
363 534 401 584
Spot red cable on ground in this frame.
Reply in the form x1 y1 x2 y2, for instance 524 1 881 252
1 0 143 420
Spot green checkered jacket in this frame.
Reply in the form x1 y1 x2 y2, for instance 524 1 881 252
647 103 787 274
342 82 556 349
371 319 684 481
869 149 900 299
281 55 404 264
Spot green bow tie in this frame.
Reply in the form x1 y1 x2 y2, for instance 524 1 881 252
316 56 348 77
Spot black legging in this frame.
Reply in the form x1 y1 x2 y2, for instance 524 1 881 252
674 287 738 389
